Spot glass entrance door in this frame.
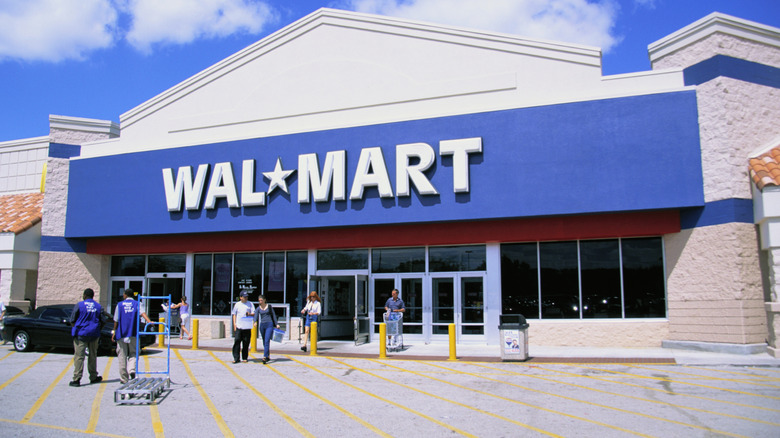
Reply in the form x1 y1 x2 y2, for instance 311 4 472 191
431 274 485 341
372 275 423 340
354 275 370 345
309 274 369 342
146 275 184 333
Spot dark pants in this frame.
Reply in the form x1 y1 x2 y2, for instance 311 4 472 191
259 322 274 359
233 328 251 361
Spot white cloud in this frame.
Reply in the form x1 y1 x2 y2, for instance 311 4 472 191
342 0 622 52
120 0 277 53
0 0 117 62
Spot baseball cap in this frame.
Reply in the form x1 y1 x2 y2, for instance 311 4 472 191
239 291 249 298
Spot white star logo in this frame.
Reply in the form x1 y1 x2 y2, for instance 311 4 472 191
263 157 295 195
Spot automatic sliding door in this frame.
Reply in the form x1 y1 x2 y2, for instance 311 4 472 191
432 278 455 335
401 278 423 334
460 277 484 335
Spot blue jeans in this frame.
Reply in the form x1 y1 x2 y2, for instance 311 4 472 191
259 322 274 359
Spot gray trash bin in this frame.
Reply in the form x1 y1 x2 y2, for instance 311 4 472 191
499 314 529 361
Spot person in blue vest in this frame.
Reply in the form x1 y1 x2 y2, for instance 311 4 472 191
112 288 152 384
69 288 103 387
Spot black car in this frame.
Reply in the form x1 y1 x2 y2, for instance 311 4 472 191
2 304 155 354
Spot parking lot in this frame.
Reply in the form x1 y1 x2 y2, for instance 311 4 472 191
1 343 779 437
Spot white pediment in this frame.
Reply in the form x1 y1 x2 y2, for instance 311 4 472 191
83 8 685 157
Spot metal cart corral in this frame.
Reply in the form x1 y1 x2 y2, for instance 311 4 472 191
115 295 171 404
384 312 403 351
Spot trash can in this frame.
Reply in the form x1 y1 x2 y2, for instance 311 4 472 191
499 314 529 361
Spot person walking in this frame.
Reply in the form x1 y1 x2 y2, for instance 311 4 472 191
69 288 103 387
171 296 192 340
253 295 279 364
300 291 321 353
232 291 255 363
112 288 152 384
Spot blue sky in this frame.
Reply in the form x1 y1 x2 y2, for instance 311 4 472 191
1 0 778 142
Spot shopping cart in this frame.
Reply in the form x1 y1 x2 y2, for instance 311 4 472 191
383 312 403 351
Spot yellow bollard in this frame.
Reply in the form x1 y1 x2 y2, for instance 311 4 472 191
310 321 318 355
379 323 387 359
250 325 258 353
448 323 457 361
191 319 199 350
158 317 166 347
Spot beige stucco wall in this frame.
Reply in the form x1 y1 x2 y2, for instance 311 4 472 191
36 251 110 308
37 124 115 306
665 222 765 344
652 30 780 347
528 320 669 347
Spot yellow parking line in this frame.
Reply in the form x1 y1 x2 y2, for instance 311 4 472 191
632 364 780 386
251 354 391 438
210 351 312 437
143 356 165 438
679 365 780 381
470 363 780 428
21 357 73 423
571 364 780 400
175 349 234 438
526 363 780 413
422 361 754 438
0 350 14 361
0 418 130 437
87 358 114 433
286 355 477 437
376 358 660 438
329 357 564 438
0 353 47 391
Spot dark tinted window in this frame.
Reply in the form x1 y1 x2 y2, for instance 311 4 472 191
148 254 185 273
540 242 579 318
622 237 666 318
317 249 368 270
580 240 622 318
429 246 486 272
371 247 425 273
500 243 538 318
111 255 145 276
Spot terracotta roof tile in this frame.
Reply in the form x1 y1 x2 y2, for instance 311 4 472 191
749 146 780 190
0 192 44 234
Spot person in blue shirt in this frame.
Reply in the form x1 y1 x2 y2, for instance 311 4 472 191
253 295 279 364
69 288 103 387
112 288 152 384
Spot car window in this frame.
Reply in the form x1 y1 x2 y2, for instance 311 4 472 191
28 308 45 319
40 308 67 322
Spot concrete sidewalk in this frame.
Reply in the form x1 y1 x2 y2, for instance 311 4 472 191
161 336 780 366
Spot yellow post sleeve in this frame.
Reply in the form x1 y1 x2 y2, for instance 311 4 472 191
191 319 199 350
448 323 457 361
310 321 318 355
250 324 258 353
158 317 166 347
379 323 387 359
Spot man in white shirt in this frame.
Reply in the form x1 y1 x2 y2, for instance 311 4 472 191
231 291 255 363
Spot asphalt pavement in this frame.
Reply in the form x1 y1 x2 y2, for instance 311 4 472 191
1 337 779 437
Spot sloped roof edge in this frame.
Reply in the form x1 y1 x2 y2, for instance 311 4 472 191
649 12 780 62
749 143 780 191
0 192 44 234
118 8 602 131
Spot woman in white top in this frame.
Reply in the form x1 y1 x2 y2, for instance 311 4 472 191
171 296 192 340
300 291 321 352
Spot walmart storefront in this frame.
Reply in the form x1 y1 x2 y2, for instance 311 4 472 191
37 10 776 348
63 89 699 345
